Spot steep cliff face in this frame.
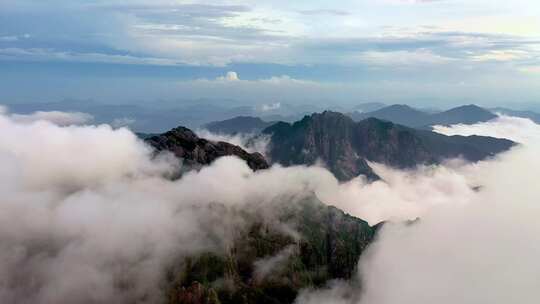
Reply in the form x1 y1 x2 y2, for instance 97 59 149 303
263 111 514 180
145 126 269 171
166 197 379 304
262 112 377 181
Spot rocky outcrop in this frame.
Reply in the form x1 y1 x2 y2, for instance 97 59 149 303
145 126 269 171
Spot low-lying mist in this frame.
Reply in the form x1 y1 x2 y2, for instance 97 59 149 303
1 107 538 304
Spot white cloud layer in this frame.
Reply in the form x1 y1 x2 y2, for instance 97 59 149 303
1 0 539 70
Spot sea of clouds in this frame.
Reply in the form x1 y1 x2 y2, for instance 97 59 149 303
0 105 539 304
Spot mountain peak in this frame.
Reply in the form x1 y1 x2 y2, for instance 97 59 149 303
264 112 514 181
430 104 496 125
446 104 487 112
168 126 198 138
146 126 269 171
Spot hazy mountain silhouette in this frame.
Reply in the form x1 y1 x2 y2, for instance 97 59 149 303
350 104 430 127
204 116 276 134
350 104 497 128
491 107 540 123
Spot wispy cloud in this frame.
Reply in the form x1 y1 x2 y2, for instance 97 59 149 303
0 0 539 105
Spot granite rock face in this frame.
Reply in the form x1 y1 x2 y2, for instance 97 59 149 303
263 111 514 181
146 126 269 171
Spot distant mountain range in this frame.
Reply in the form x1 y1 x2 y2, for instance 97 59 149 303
202 104 504 136
204 116 276 134
5 100 325 133
349 104 497 128
7 100 540 133
7 101 265 133
350 104 430 128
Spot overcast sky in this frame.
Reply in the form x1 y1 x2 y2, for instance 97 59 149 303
1 0 539 108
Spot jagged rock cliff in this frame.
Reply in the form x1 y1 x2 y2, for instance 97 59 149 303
145 126 269 171
263 111 514 180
